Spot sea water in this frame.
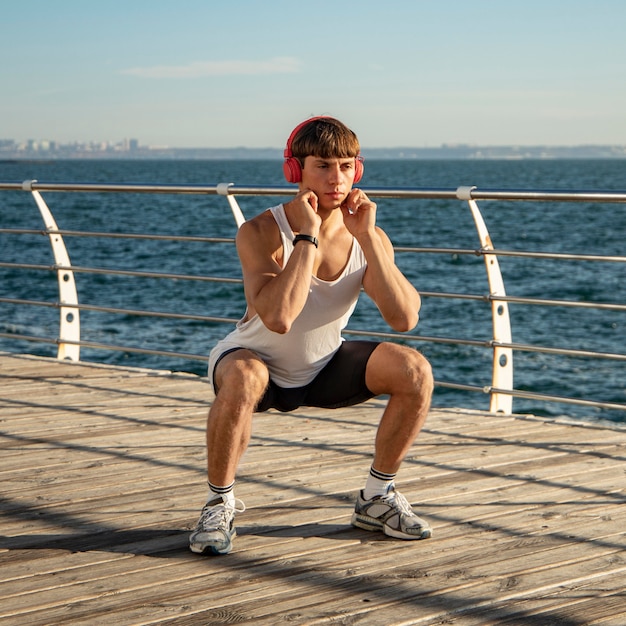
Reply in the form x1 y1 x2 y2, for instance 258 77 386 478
0 158 624 423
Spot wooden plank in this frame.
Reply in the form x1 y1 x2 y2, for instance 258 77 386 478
14 533 622 626
0 354 624 626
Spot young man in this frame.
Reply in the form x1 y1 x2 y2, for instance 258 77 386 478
190 116 434 555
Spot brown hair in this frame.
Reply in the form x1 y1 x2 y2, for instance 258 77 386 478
291 117 360 164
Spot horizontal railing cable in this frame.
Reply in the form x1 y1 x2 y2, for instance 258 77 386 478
396 245 626 264
0 261 243 284
0 227 235 244
3 180 626 203
0 297 239 325
489 386 626 413
0 332 211 362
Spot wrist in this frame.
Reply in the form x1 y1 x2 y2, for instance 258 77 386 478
293 234 318 248
354 229 379 247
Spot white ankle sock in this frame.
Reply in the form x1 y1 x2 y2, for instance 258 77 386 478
363 467 396 500
208 482 235 505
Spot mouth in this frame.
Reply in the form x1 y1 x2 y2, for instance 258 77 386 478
326 191 345 202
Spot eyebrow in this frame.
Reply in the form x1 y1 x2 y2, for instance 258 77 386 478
312 157 354 163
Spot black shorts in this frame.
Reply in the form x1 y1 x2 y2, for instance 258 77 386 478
214 340 380 413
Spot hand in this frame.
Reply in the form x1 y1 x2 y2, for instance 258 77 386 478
341 188 376 236
286 189 322 235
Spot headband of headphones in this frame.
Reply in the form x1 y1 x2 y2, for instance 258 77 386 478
282 116 364 184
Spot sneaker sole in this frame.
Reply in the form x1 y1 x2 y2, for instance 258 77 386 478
384 525 432 540
351 512 384 532
189 543 232 555
351 513 432 540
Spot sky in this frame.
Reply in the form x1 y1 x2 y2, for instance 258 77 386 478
2 0 625 149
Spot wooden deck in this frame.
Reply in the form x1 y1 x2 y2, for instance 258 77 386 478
0 353 624 626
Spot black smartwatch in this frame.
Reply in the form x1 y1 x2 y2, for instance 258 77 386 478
293 234 319 248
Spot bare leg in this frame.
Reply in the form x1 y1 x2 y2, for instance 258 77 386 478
364 343 433 474
206 350 269 486
351 343 434 540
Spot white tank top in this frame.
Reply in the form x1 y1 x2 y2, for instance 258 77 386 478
208 204 367 388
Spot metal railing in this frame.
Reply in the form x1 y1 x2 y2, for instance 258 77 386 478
1 179 625 417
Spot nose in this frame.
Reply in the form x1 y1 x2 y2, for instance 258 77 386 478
328 162 342 183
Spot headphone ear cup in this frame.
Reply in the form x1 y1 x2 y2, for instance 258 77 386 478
285 155 363 184
354 157 364 184
283 156 302 183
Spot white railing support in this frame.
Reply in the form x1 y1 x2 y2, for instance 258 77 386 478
24 181 81 361
217 182 246 227
458 186 514 413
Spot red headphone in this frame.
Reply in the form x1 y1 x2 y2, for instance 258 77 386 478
283 116 364 184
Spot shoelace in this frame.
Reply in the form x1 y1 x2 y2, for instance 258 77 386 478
381 490 413 516
199 498 246 530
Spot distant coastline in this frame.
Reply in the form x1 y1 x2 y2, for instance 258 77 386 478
1 141 625 161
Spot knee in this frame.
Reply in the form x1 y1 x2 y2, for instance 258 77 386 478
368 343 433 396
397 347 433 393
216 352 269 399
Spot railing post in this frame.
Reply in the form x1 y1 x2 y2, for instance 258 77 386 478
457 186 513 413
24 181 81 361
217 182 246 228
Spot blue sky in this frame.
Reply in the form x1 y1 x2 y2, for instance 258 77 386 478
2 0 625 148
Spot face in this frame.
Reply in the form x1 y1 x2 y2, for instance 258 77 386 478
300 156 357 210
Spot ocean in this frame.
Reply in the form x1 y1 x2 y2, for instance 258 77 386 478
1 158 624 424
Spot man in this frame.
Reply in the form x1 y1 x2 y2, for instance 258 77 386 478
190 116 434 555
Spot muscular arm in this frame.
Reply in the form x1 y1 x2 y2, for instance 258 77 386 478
359 227 421 331
237 193 321 334
342 189 421 332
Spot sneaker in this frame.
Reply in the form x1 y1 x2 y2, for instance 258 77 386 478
189 494 245 555
351 488 432 540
